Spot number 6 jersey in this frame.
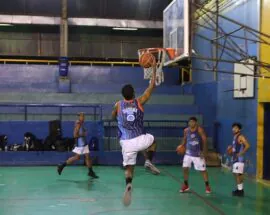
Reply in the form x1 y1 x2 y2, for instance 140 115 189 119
117 99 145 140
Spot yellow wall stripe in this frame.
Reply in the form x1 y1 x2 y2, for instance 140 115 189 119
258 0 270 179
257 103 264 179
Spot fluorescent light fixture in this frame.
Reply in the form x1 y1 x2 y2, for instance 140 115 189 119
0 23 13 26
112 27 138 31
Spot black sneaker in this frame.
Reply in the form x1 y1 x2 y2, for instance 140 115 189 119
232 189 244 197
88 170 99 179
57 164 64 175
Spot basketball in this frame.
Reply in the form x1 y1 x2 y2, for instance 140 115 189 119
139 52 156 68
227 145 233 156
176 144 186 155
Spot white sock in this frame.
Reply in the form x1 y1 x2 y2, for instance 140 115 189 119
237 183 243 190
145 159 151 163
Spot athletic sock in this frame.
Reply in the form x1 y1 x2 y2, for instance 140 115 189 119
184 180 188 186
237 183 243 190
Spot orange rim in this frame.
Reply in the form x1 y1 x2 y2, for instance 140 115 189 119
138 48 176 60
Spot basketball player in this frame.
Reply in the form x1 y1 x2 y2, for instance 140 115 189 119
177 117 211 193
57 112 99 179
112 67 159 206
229 123 250 197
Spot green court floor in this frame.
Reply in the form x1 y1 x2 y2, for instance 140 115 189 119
0 166 270 215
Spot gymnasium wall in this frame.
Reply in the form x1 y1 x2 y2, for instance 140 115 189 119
192 25 217 130
0 64 181 94
192 0 259 174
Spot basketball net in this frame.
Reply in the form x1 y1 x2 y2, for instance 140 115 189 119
138 48 167 86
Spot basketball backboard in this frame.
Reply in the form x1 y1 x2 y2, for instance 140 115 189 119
163 0 190 66
234 59 255 98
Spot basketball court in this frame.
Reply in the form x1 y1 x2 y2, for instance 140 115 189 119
1 0 270 214
1 166 270 215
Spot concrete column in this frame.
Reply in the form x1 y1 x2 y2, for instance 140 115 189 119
60 0 68 57
58 0 70 93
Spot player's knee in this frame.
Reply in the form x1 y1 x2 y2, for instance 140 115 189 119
74 154 80 160
147 142 156 152
125 165 134 171
125 166 134 176
183 167 189 171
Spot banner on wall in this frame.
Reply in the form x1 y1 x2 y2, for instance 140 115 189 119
59 57 69 77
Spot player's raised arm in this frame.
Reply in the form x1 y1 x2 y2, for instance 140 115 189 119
138 66 156 105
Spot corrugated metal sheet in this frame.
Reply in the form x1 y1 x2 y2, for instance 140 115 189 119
0 15 163 29
0 31 162 58
0 0 171 21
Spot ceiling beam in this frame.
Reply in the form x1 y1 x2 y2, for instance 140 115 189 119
0 15 162 29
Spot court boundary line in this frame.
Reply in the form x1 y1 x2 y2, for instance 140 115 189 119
161 168 226 215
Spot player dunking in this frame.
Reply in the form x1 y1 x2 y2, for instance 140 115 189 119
177 117 211 193
57 112 98 179
112 67 159 206
229 123 250 197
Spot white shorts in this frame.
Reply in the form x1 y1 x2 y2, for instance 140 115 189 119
120 134 154 166
232 162 245 174
183 154 206 171
72 145 90 155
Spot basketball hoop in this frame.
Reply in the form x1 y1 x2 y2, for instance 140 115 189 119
138 48 176 86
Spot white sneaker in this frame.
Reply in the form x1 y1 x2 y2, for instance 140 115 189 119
123 183 132 206
144 161 161 175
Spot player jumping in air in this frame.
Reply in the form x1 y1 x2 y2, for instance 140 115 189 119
112 67 160 206
57 112 99 179
177 117 211 194
228 123 250 197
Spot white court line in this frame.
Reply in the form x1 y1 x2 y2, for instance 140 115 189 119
57 203 68 206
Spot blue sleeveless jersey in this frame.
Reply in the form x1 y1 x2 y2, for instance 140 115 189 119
232 134 244 163
117 99 145 140
186 128 201 157
75 120 87 147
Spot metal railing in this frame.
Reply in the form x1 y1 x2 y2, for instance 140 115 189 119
103 120 188 151
0 103 103 121
0 58 139 67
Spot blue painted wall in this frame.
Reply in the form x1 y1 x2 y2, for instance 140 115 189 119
192 25 217 138
192 0 259 174
0 64 181 94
